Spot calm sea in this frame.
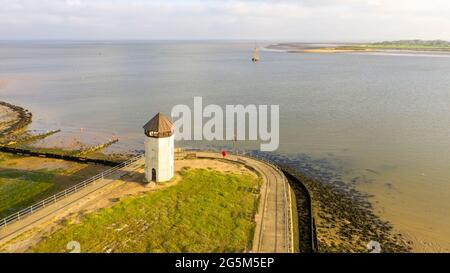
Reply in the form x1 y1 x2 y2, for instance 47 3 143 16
0 41 449 251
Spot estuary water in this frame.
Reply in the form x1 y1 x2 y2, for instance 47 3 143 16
0 41 449 251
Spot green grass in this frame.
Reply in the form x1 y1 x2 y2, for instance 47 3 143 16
19 146 81 156
32 169 260 253
0 170 55 218
364 44 450 50
337 44 450 51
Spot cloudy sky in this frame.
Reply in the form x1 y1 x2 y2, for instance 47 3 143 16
1 0 449 41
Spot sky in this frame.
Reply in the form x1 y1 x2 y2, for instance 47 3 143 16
0 0 449 41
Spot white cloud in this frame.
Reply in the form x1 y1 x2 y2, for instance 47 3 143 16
0 0 449 40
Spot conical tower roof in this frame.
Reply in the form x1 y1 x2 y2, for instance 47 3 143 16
143 112 174 138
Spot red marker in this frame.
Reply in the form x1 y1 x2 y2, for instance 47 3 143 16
221 150 227 158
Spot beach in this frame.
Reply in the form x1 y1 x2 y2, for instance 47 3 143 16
0 104 18 133
0 101 32 138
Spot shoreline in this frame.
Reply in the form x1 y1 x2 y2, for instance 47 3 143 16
266 43 450 55
0 101 433 253
248 151 415 252
0 101 132 163
0 101 32 139
266 160 411 252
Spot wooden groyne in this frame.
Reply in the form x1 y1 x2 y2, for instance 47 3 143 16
0 146 122 166
5 129 61 146
77 138 119 156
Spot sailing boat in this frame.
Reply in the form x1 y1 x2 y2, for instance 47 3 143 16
252 46 260 63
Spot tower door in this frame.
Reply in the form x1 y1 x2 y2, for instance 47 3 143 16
151 168 156 182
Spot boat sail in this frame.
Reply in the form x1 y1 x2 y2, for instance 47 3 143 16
252 47 260 62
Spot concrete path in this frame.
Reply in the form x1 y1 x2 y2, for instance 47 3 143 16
195 152 292 253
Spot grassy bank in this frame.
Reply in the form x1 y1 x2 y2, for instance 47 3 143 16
304 44 450 53
0 152 108 219
0 153 55 218
335 40 450 52
363 40 450 51
32 168 260 253
339 44 450 52
271 40 450 54
0 169 56 218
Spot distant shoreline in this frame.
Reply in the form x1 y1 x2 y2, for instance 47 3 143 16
266 42 450 54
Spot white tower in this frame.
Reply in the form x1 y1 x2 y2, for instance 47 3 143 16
143 112 174 183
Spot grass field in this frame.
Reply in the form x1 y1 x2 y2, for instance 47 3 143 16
0 152 108 219
336 43 450 52
32 168 260 253
0 169 55 218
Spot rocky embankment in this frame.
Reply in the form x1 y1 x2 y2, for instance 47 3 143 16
249 151 412 253
0 101 32 140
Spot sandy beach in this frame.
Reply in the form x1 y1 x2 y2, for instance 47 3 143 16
300 48 375 54
0 102 32 138
0 104 19 134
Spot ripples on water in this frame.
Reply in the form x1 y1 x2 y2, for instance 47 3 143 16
0 41 449 251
